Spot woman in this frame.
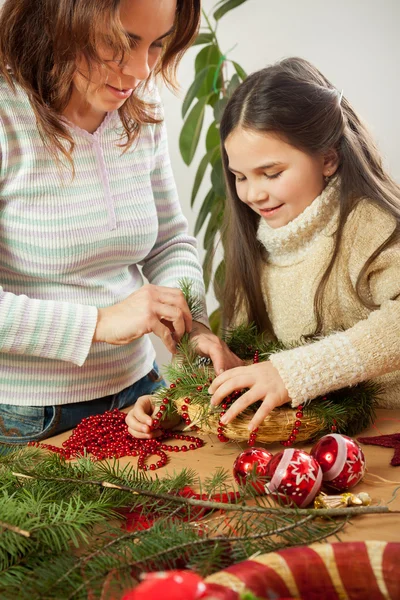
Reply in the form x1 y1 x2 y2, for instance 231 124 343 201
0 0 239 446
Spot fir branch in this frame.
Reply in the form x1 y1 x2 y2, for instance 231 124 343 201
179 277 204 323
0 521 31 538
11 472 396 518
0 451 396 599
223 322 284 359
69 514 340 599
48 503 185 598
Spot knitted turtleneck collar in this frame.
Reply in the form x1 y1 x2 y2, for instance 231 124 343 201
256 176 340 266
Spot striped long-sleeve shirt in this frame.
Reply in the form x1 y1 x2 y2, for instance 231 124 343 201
0 77 208 405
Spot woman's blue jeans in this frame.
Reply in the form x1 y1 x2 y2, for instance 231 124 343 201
0 362 165 447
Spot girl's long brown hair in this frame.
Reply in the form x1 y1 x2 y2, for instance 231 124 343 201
220 57 400 335
0 0 200 166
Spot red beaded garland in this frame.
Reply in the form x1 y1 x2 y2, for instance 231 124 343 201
280 404 304 447
246 350 261 446
28 408 203 471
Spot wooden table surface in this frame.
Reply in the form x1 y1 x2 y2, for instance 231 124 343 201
46 408 400 543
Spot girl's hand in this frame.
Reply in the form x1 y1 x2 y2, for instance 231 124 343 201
93 284 192 354
189 322 243 374
125 395 181 439
208 362 290 431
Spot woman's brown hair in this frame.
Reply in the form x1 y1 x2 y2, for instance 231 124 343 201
220 57 400 335
0 0 200 166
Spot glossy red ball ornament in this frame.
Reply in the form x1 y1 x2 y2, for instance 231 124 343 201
233 447 273 494
310 433 366 491
265 448 322 507
121 570 206 600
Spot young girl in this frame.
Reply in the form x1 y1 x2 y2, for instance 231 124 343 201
0 0 239 447
128 56 400 438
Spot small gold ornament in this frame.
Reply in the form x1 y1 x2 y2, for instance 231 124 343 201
314 491 371 509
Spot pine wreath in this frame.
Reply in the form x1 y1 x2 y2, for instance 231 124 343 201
154 322 380 445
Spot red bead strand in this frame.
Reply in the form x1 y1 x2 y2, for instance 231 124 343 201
280 404 304 447
28 408 203 471
247 350 261 446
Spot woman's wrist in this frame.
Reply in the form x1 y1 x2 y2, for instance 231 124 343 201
92 307 106 343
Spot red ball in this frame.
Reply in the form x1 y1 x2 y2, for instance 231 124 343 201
265 448 322 507
122 571 206 600
233 447 273 494
310 433 366 491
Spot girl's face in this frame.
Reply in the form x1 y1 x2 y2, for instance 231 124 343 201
225 127 337 228
69 0 176 123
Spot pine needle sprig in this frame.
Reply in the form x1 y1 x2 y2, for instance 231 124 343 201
223 323 285 359
179 277 205 323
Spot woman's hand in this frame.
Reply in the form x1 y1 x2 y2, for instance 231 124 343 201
93 284 192 353
208 361 290 431
125 395 181 439
189 322 243 374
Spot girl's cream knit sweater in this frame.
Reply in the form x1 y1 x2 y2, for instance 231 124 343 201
256 179 400 408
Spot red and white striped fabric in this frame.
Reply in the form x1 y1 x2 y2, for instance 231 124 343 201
205 541 400 599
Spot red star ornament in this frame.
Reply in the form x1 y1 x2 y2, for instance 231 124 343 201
265 448 322 507
311 434 366 491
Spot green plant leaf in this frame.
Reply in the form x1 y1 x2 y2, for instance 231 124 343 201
195 45 221 74
179 96 209 165
213 97 228 123
214 0 248 21
227 73 241 97
192 45 224 100
213 259 226 302
193 32 214 46
211 157 226 197
194 188 215 236
206 121 220 151
191 146 220 207
199 67 222 100
208 307 222 335
182 66 211 118
204 200 223 250
232 61 247 80
202 244 214 292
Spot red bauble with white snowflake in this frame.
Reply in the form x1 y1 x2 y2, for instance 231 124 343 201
310 433 366 491
264 448 323 507
233 447 273 494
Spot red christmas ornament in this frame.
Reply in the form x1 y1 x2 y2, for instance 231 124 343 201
121 570 206 600
233 447 273 494
310 433 366 491
265 448 322 507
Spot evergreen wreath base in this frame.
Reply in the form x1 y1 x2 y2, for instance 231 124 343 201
155 324 380 445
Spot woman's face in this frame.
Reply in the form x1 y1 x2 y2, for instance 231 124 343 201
70 0 176 119
225 127 337 228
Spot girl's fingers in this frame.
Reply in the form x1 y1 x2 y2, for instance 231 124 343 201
125 399 154 428
126 413 151 434
219 389 261 424
206 344 225 376
209 374 251 407
127 426 162 440
208 366 247 394
248 397 278 431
